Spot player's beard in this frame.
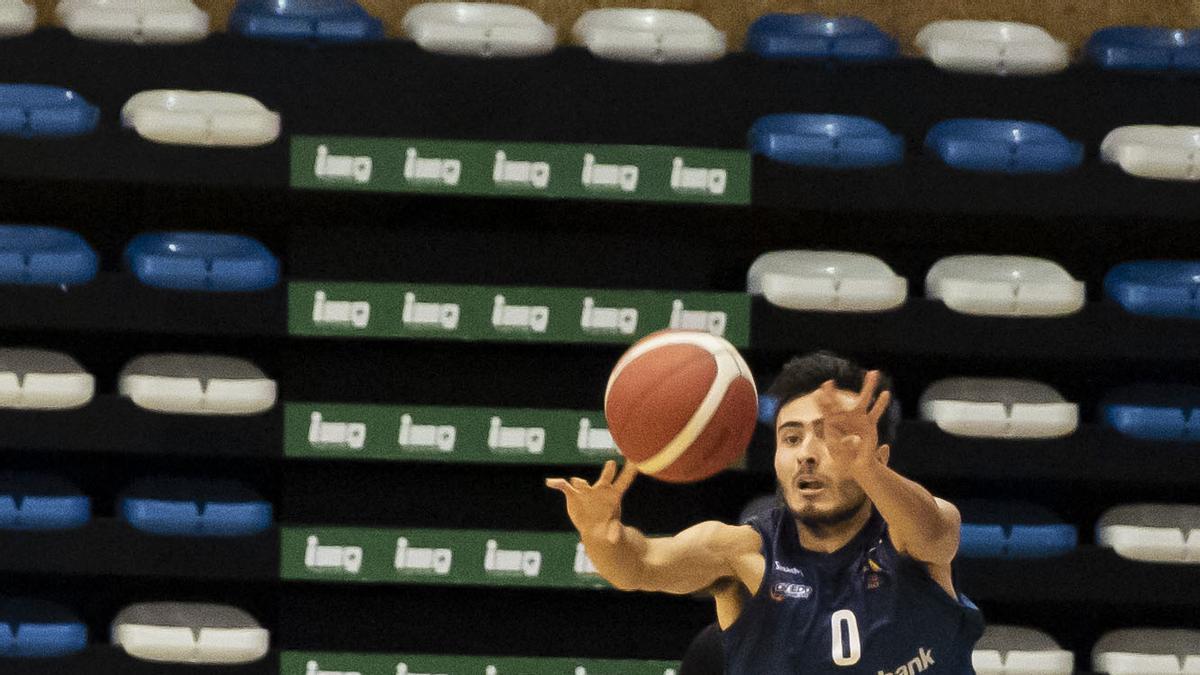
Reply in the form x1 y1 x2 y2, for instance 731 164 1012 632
777 480 870 528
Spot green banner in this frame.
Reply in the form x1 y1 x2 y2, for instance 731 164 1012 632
289 281 750 347
281 652 679 675
286 403 619 465
281 527 609 589
291 136 750 206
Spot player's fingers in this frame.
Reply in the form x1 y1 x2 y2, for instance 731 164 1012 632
545 478 579 495
856 371 880 410
597 459 617 486
816 381 840 410
614 462 639 493
570 477 590 491
869 390 892 421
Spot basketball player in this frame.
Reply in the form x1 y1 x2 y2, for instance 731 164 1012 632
546 352 984 673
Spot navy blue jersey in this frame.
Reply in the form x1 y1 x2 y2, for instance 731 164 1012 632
722 506 984 674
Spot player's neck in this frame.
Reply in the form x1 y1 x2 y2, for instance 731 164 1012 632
794 501 873 554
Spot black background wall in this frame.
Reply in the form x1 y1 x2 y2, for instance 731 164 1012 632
2 29 1200 672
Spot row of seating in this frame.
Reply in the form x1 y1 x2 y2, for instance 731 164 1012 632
7 594 1200 675
7 225 1200 321
2 464 1195 563
752 115 1200 181
750 251 1200 318
7 82 1200 181
0 598 268 662
0 226 278 290
0 474 271 535
0 349 276 414
0 85 281 145
3 0 1199 73
974 624 1200 675
763 377 1200 441
7 343 1200 444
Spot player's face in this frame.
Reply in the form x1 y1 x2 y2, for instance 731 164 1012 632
773 390 870 526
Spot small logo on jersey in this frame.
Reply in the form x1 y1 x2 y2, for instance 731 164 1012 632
866 573 882 590
770 582 813 601
878 647 935 675
773 561 804 576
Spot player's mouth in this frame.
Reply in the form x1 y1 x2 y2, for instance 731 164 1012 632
794 477 824 495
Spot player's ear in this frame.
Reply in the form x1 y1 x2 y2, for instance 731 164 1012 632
876 444 891 466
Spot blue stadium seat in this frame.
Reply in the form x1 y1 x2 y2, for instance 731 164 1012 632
0 225 97 286
749 114 904 168
0 598 87 658
925 119 1083 174
120 478 272 536
0 84 99 138
758 394 780 425
958 501 1078 558
0 473 91 531
1101 385 1200 441
1087 26 1200 71
229 0 383 43
124 232 280 292
1105 261 1200 318
746 13 898 61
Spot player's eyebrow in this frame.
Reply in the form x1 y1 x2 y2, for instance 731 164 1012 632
777 421 807 434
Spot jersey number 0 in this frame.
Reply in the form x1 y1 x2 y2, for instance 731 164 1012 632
831 609 862 666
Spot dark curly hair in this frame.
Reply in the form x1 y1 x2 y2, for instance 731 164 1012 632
764 351 901 447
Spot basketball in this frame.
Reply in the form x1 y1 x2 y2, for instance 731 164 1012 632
604 330 758 483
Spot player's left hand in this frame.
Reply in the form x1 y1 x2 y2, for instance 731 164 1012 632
816 370 892 473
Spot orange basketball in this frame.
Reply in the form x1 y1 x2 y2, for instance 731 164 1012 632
604 329 758 483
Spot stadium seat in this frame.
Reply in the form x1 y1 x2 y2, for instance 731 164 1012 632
56 0 209 43
1101 126 1200 181
0 0 36 36
1087 26 1200 71
915 21 1069 75
926 255 1085 317
972 625 1074 674
118 353 277 415
1101 385 1200 441
121 91 281 147
119 477 272 536
228 0 382 43
124 232 279 291
748 114 904 168
924 119 1083 173
0 84 99 137
402 3 555 57
0 348 95 410
0 598 87 658
0 473 91 530
1092 629 1200 674
746 250 907 312
1105 261 1200 318
0 225 97 287
745 13 897 61
920 378 1079 439
958 500 1078 558
1097 504 1200 563
572 9 726 63
112 602 269 663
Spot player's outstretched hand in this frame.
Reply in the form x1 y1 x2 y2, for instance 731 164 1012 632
817 370 892 471
546 460 638 544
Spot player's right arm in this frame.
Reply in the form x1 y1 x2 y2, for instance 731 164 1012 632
546 461 762 594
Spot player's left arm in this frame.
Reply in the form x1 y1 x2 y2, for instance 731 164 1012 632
816 372 961 566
